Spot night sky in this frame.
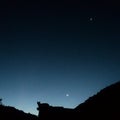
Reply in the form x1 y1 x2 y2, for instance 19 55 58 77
0 1 120 115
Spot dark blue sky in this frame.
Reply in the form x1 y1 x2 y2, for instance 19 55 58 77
0 1 120 115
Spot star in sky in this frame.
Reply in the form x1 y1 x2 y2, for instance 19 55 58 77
89 17 93 21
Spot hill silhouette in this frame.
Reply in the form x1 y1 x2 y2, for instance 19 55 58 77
0 81 120 120
75 81 120 119
0 105 38 120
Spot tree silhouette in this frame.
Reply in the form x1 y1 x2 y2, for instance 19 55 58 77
0 98 2 105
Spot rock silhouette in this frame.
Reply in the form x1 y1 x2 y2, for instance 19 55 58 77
37 101 74 119
0 81 120 120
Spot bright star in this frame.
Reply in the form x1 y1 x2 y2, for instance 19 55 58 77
66 94 69 97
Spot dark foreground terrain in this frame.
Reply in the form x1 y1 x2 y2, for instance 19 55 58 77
0 105 38 120
0 81 120 120
75 81 120 119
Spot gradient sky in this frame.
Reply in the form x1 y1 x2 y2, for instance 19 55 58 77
0 1 120 115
